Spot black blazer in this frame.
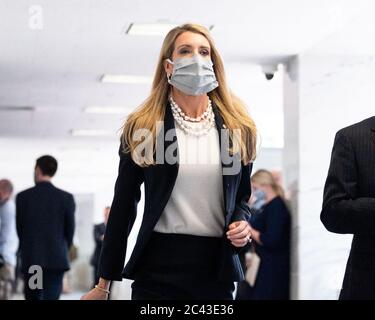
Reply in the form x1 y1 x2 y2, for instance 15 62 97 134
321 116 375 299
98 103 253 282
16 182 75 272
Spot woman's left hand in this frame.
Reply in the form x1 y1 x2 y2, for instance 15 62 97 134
226 221 252 247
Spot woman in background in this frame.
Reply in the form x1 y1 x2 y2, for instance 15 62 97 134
237 169 291 300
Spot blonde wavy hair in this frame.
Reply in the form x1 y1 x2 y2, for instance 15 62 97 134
121 23 257 166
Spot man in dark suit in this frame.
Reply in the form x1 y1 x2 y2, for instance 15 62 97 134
321 116 375 300
16 155 75 300
90 206 110 287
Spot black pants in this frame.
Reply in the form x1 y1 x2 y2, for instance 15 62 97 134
131 279 234 300
131 232 234 300
24 270 64 300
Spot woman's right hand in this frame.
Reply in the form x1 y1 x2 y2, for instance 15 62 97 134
80 287 108 300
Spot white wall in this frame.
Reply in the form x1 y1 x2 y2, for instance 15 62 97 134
283 57 300 300
226 62 284 149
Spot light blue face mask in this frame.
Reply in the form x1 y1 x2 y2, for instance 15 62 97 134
250 189 266 211
166 55 219 96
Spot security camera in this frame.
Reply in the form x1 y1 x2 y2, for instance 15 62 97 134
262 65 278 81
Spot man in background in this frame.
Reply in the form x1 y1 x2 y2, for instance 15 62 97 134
16 155 75 300
0 179 19 299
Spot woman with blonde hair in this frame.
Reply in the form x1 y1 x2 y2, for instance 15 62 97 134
81 23 257 300
237 169 291 300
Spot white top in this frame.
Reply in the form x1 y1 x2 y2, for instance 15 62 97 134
154 120 225 237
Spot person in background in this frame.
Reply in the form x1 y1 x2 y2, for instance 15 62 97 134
90 206 110 287
0 179 19 300
236 169 291 300
16 155 75 300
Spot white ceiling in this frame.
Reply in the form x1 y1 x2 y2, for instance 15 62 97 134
0 0 373 143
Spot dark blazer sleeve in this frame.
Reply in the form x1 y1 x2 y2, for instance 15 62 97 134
230 162 253 253
98 142 144 281
321 130 375 235
231 162 253 223
64 194 76 248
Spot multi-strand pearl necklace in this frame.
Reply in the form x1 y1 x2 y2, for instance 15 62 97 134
169 96 215 136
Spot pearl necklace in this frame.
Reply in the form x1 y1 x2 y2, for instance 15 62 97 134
169 96 215 136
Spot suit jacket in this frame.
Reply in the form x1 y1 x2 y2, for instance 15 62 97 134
321 116 375 299
16 181 75 272
98 102 253 282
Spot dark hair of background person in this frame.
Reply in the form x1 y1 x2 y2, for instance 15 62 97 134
36 155 58 177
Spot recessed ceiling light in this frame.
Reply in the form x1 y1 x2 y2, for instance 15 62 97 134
70 129 116 137
84 106 129 114
0 106 35 111
126 22 214 36
126 22 179 36
100 74 153 84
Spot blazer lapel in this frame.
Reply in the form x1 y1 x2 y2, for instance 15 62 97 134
212 104 232 216
160 100 180 168
156 100 179 188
